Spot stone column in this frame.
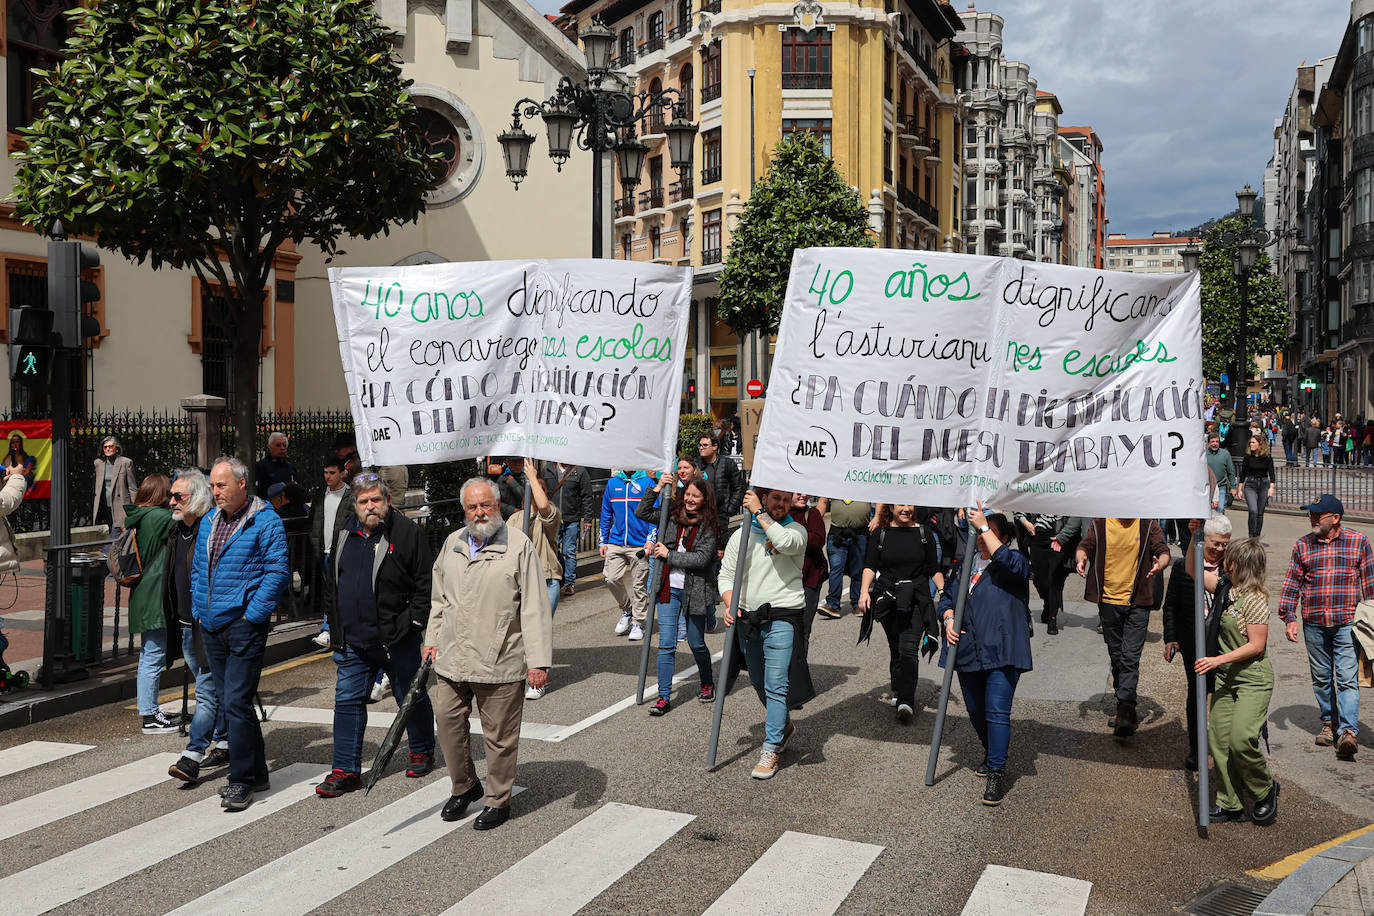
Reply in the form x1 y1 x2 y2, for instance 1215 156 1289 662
181 394 227 470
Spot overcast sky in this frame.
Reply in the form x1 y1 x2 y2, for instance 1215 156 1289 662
527 0 1353 238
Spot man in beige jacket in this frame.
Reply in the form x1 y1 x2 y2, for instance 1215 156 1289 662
423 477 552 831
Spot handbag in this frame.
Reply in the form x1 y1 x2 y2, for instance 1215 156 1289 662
107 527 143 587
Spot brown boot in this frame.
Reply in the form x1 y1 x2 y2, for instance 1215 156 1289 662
1316 720 1335 746
1337 729 1359 758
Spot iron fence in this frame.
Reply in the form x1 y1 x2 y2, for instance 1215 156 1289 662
1265 460 1374 517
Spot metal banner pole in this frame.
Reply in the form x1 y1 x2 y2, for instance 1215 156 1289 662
924 537 977 787
1193 533 1210 830
521 480 532 537
636 483 674 705
707 521 753 767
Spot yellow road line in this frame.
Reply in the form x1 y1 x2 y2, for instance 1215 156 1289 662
1247 823 1374 880
127 648 332 709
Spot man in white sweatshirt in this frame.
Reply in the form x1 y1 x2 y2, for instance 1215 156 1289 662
720 486 807 780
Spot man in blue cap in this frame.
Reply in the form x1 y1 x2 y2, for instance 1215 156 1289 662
1279 494 1374 759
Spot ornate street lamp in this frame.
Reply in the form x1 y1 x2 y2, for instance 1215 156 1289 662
1180 238 1202 273
497 19 699 257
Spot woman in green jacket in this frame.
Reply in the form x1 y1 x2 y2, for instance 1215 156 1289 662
124 474 177 734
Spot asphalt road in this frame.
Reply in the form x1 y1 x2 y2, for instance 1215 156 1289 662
0 508 1369 915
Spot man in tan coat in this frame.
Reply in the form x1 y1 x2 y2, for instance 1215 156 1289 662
423 477 552 831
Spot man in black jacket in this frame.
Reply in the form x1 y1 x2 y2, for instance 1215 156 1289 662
543 462 595 597
317 473 435 797
697 431 742 519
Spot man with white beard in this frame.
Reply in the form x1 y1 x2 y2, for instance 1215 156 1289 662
423 477 552 830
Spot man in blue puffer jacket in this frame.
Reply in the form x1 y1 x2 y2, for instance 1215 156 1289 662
600 469 656 641
193 457 290 812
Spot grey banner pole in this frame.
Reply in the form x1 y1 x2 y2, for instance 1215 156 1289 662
636 485 675 705
1193 533 1210 829
708 520 753 767
925 534 977 787
521 479 532 537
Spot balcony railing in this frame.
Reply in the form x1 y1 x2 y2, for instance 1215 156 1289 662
1343 305 1374 343
702 247 722 264
640 33 665 54
612 46 636 68
700 0 720 12
917 198 939 226
701 81 721 103
898 36 940 85
701 165 722 184
670 177 694 202
639 186 665 210
646 111 665 135
614 197 636 218
782 72 831 90
669 22 690 40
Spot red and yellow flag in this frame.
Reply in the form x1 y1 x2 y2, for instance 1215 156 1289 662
2 421 52 499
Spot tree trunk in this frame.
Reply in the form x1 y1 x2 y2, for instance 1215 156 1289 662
231 284 265 484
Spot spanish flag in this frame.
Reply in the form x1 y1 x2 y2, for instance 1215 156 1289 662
3 421 52 499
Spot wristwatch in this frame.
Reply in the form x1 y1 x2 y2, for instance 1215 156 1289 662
977 524 990 534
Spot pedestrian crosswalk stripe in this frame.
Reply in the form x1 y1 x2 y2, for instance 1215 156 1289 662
0 763 318 916
959 865 1093 916
169 779 527 916
259 704 565 742
701 830 884 916
0 741 94 778
0 753 178 842
443 802 696 915
544 650 724 743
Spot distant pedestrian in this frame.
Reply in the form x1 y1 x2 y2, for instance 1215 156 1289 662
193 457 290 812
1304 418 1322 467
1023 514 1077 635
1279 494 1374 760
2 432 35 494
253 431 298 499
1205 431 1234 511
939 503 1032 807
600 469 655 641
1194 537 1279 825
0 465 29 678
1234 434 1276 539
1281 416 1298 465
316 473 435 798
124 474 178 735
92 435 137 534
424 477 552 830
543 461 594 598
1075 517 1171 739
697 432 742 520
821 498 871 618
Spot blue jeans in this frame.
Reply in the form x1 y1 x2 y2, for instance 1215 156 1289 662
826 532 867 610
957 666 1021 771
203 616 271 787
1284 442 1296 464
1304 622 1360 736
558 522 580 587
137 627 169 716
740 619 794 751
332 631 435 774
546 579 562 617
656 588 714 699
181 625 227 757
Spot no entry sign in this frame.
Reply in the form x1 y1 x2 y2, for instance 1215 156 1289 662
745 378 764 398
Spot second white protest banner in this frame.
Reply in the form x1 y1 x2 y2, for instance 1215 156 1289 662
749 247 1208 519
330 258 692 471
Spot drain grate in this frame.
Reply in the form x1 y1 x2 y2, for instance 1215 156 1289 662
1180 880 1269 916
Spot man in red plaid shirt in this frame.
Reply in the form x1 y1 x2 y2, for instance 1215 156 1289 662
1279 494 1374 759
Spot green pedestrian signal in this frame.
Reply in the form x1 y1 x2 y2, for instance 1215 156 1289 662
21 351 36 374
9 343 51 385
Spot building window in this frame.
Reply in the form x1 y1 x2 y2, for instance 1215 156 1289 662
781 27 831 90
701 128 721 184
8 0 75 135
418 109 461 187
1358 85 1374 138
1360 16 1374 56
617 27 635 66
883 129 893 184
1356 260 1374 305
1359 169 1374 227
621 233 632 260
679 63 694 118
677 0 692 32
702 208 722 264
701 45 722 102
781 118 831 156
650 226 661 259
647 11 664 46
199 283 239 412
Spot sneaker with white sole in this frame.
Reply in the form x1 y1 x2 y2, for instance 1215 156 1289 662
141 710 181 734
751 749 781 779
628 624 644 641
312 631 331 650
525 683 546 700
614 612 633 636
369 673 391 704
896 703 914 724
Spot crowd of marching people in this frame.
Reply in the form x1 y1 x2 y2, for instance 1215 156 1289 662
10 414 1372 829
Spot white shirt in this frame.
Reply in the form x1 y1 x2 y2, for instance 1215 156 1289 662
322 485 346 555
669 532 687 589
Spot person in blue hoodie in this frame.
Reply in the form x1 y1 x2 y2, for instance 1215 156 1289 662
192 457 290 812
600 469 656 641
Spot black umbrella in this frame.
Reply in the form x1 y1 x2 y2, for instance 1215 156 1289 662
364 657 433 796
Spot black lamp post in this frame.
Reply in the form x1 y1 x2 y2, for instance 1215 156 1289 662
497 21 698 258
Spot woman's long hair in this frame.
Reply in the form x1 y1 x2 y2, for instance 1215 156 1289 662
133 473 171 508
672 478 718 538
1223 536 1269 604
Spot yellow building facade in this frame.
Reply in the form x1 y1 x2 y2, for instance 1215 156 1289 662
563 0 964 417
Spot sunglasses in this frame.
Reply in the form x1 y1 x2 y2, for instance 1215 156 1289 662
169 492 189 503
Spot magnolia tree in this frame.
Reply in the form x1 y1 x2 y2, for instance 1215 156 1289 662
13 0 436 461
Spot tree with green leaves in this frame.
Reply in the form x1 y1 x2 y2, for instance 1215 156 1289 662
1198 217 1289 385
13 0 435 462
717 132 874 335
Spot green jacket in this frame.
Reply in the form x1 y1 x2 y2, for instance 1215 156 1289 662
123 504 175 634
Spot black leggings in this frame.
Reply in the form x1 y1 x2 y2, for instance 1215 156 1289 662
879 611 921 707
1028 538 1070 620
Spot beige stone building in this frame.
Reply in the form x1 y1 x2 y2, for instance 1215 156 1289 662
1104 232 1191 274
0 0 590 416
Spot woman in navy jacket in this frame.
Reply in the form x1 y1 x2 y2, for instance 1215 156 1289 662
939 501 1032 808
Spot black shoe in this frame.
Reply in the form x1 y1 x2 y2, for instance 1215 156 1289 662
982 770 1007 806
441 782 484 822
1040 609 1050 624
473 805 510 830
202 748 230 769
168 755 201 784
142 711 181 734
1253 781 1280 826
974 756 989 778
1113 702 1137 738
649 697 670 716
220 784 255 811
315 769 363 798
1047 618 1059 636
1184 754 1198 772
218 777 269 796
1208 803 1246 822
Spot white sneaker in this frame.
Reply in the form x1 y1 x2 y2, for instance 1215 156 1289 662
897 703 914 724
614 612 633 636
525 683 546 700
629 624 644 641
369 674 391 704
312 631 331 650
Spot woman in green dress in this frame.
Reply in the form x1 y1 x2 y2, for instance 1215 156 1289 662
1194 536 1278 825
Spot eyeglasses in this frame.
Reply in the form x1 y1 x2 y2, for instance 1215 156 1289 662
353 473 381 484
169 492 189 503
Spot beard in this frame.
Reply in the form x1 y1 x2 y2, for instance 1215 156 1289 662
468 513 505 541
171 507 184 523
1314 521 1336 538
358 505 387 531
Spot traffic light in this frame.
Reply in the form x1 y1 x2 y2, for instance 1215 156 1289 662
9 306 53 385
685 375 697 398
48 238 101 349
